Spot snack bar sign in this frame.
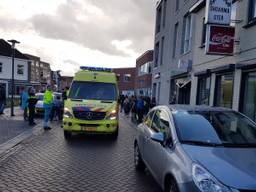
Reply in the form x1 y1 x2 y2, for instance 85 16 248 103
205 0 232 25
205 25 235 55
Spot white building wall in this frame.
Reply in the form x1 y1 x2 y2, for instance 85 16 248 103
232 69 242 111
152 0 198 105
190 75 198 105
0 56 28 81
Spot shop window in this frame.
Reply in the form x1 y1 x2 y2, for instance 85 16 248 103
241 71 256 122
197 76 211 105
214 73 234 108
124 74 131 82
17 65 24 75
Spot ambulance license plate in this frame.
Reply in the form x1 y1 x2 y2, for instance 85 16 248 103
81 126 97 132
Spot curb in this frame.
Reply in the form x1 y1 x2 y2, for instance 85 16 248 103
0 124 43 158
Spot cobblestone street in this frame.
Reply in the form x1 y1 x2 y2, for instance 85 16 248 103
0 115 161 192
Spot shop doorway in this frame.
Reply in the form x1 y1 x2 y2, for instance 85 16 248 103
171 77 191 105
178 82 191 104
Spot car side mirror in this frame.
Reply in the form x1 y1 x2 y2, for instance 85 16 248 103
151 132 164 143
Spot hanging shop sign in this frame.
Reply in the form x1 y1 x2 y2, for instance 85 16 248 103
205 0 232 25
205 25 235 55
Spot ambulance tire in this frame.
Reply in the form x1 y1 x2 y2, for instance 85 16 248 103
64 131 72 140
111 127 118 140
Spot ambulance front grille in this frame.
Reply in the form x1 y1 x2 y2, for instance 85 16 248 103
73 111 106 121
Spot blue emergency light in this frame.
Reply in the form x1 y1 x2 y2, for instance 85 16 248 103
80 66 112 72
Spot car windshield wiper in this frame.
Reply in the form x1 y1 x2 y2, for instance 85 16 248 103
222 143 256 148
181 140 223 147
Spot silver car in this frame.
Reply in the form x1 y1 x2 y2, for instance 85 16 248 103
134 105 256 192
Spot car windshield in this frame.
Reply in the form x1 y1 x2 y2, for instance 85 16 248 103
36 94 44 101
173 111 256 146
69 81 117 101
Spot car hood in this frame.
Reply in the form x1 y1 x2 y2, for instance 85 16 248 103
182 144 256 190
36 100 44 108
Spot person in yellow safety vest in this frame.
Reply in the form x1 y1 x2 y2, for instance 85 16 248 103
43 85 53 130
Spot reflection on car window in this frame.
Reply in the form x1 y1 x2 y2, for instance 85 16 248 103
173 111 256 145
144 111 155 127
151 110 169 133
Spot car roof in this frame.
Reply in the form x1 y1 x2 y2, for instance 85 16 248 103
168 104 234 112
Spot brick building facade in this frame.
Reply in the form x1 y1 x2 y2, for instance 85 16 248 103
113 67 136 96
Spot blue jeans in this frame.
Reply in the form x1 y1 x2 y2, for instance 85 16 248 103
44 104 52 127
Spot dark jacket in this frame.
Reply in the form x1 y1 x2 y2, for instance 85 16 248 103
27 94 38 108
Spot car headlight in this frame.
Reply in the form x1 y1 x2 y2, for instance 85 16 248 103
192 163 233 192
106 109 117 120
64 107 73 118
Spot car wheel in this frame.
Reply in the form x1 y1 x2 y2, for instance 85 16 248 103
134 143 145 171
64 131 72 140
166 179 179 192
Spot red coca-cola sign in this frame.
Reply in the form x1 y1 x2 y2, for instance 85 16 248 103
206 25 235 55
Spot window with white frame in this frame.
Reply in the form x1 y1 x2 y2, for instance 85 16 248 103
138 62 151 76
0 63 2 73
124 74 131 82
182 14 192 54
17 64 24 75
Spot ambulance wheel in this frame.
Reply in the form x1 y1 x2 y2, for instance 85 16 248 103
64 131 72 140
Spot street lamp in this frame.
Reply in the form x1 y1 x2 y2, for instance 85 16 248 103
8 39 20 117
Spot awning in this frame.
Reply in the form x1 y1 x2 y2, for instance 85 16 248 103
175 78 191 88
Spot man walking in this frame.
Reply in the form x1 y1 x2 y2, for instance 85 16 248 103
43 85 53 130
27 88 38 126
136 96 145 124
0 86 6 115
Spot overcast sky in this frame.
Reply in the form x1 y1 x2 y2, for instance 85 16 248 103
0 0 157 76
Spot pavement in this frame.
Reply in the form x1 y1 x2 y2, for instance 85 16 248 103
0 107 43 157
0 114 161 192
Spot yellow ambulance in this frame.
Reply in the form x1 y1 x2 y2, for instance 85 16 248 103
63 66 119 140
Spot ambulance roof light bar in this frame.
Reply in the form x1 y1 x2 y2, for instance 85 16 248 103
80 66 112 72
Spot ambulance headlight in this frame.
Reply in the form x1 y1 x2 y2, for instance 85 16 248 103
64 108 73 118
106 109 117 120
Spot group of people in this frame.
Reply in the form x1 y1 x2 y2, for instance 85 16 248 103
119 94 156 124
20 85 68 130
